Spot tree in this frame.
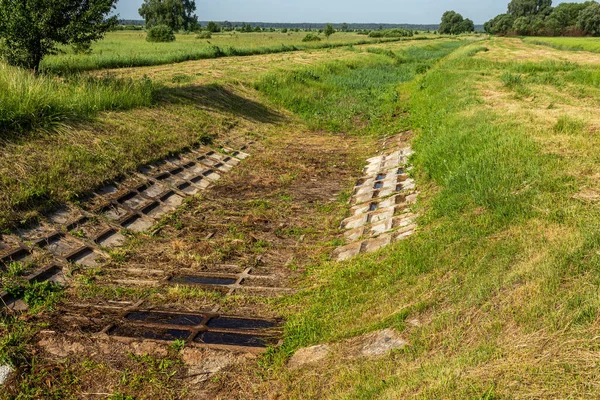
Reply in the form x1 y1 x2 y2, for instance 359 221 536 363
206 21 221 33
324 23 335 38
578 2 600 36
484 13 516 35
440 11 474 35
341 23 349 32
546 2 591 35
460 18 475 33
139 0 197 32
507 0 552 18
0 0 117 71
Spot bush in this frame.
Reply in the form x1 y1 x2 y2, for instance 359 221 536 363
302 34 321 42
196 31 212 39
368 28 413 38
146 25 175 42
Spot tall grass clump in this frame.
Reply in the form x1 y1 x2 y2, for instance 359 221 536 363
0 63 155 135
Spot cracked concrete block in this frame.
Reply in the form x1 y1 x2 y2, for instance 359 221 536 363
368 208 394 224
393 226 416 241
366 155 384 164
343 227 365 242
335 242 363 261
122 216 154 232
142 182 169 198
358 328 407 357
350 202 372 216
362 234 392 254
392 214 416 229
368 219 393 237
342 214 368 230
47 206 81 225
288 344 331 369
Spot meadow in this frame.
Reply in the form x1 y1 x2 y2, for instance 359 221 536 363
525 36 600 53
40 30 422 74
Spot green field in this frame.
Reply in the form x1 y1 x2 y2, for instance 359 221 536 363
4 30 600 399
40 30 424 74
525 36 600 53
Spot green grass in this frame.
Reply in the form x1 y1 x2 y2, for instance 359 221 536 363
0 63 155 135
256 41 464 134
40 31 423 74
525 36 600 53
261 41 600 397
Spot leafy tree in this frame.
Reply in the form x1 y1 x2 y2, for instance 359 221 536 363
460 18 475 33
324 23 335 38
578 2 600 36
507 0 552 18
206 21 221 33
484 13 516 35
341 23 349 32
139 0 197 31
440 11 474 35
513 16 534 34
0 0 118 71
254 25 262 32
545 2 592 35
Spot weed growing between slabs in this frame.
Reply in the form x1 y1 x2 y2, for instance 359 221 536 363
249 41 600 398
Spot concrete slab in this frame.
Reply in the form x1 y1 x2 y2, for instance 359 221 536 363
0 364 12 385
363 234 392 254
335 242 363 261
343 227 365 242
341 214 368 230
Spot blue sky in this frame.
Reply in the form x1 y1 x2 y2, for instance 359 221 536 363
115 0 584 25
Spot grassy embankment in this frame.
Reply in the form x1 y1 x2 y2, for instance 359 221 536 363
525 36 600 53
0 40 465 398
41 31 438 74
249 38 600 398
0 39 455 232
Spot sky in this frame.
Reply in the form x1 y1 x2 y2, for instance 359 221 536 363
115 0 582 25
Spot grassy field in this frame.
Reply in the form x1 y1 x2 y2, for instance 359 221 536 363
6 32 600 399
246 37 600 398
40 31 429 74
525 36 600 53
0 38 452 231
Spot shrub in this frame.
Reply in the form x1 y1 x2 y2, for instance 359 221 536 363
369 28 413 38
196 31 212 39
146 24 176 42
302 34 321 42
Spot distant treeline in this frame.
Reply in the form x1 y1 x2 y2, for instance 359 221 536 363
118 19 472 32
485 0 600 36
